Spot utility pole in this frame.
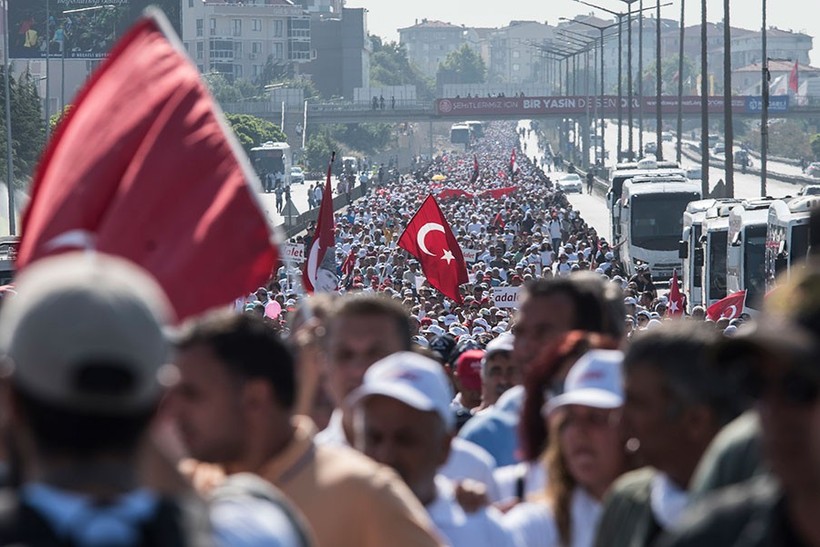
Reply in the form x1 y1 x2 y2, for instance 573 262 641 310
700 0 710 197
639 0 644 154
760 0 768 197
655 1 663 161
676 0 685 163
723 0 734 196
3 0 15 235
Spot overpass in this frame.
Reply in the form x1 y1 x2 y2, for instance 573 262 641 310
224 95 820 126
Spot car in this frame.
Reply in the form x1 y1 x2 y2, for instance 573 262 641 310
556 173 583 193
686 167 702 183
662 131 674 142
644 142 658 155
798 184 820 196
712 142 726 155
808 162 820 178
290 166 305 185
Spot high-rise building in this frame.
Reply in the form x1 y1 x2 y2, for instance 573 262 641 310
399 19 466 79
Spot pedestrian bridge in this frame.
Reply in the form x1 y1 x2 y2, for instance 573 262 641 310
224 95 820 126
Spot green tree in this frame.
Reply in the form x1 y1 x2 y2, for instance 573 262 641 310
811 133 820 161
747 119 812 160
0 68 46 189
224 113 286 156
203 72 261 104
304 131 336 172
327 123 393 154
640 55 697 95
436 44 486 87
369 36 435 100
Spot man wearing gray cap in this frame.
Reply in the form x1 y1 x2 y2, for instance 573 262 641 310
0 252 212 546
349 352 521 547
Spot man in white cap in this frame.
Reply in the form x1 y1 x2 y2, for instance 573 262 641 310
349 352 521 547
475 333 518 413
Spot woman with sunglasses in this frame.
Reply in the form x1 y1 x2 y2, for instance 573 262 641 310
502 348 630 547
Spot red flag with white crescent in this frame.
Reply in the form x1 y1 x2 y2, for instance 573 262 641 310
667 270 685 317
398 195 468 303
706 290 747 321
14 10 278 322
302 152 338 293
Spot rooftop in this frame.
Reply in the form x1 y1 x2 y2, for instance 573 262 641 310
399 19 463 31
734 60 820 73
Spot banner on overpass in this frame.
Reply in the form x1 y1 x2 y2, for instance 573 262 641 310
435 95 788 117
744 95 789 113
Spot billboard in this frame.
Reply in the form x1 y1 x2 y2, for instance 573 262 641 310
9 0 181 60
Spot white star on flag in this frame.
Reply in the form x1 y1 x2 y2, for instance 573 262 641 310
441 249 455 264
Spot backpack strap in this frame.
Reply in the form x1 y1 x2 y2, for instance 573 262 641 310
211 473 314 547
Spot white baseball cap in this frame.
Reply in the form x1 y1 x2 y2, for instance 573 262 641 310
544 349 624 416
348 352 455 431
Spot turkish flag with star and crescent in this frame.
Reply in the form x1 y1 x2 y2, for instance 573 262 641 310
706 290 747 321
667 270 685 317
399 195 468 303
15 10 278 323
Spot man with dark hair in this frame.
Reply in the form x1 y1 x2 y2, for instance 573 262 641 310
172 311 443 547
0 252 212 546
459 273 626 466
594 321 743 547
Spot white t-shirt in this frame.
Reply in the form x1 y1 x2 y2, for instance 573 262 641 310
493 461 547 504
438 437 502 503
503 487 602 547
427 476 522 547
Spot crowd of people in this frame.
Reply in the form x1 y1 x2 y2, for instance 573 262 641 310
1 120 820 547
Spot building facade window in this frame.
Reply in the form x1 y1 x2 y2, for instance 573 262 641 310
252 19 262 32
233 19 242 37
209 18 216 35
196 41 204 60
274 42 284 60
188 0 194 7
274 20 284 38
196 19 203 37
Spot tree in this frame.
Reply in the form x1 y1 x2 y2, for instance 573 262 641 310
224 113 286 156
810 133 820 161
0 67 46 190
369 36 435 100
327 123 393 155
640 55 697 95
304 131 335 172
436 44 486 88
203 72 260 104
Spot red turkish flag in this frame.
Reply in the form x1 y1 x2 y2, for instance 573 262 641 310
15 11 278 322
706 290 747 321
667 270 685 317
789 61 799 94
303 153 338 293
510 148 518 174
479 186 518 200
399 195 468 303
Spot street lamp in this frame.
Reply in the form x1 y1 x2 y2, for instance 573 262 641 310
616 0 639 160
761 0 768 196
560 17 620 168
3 0 14 234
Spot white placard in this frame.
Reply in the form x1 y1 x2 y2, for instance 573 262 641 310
491 286 522 309
284 243 306 263
462 248 479 263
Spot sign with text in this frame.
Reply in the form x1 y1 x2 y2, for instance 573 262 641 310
283 243 306 263
462 248 479 263
435 95 781 117
9 0 182 60
745 95 789 113
491 286 522 309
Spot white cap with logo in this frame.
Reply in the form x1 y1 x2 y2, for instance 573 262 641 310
543 349 624 416
347 351 455 431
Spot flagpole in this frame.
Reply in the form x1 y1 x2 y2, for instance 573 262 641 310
4 0 15 235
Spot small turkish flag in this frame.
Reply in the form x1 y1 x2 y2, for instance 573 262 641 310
15 10 278 322
789 60 799 94
399 195 468 303
667 270 685 317
303 153 338 293
706 290 747 321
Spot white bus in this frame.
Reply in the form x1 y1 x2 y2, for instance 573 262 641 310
765 196 817 291
727 199 774 310
250 141 292 191
697 200 742 308
450 123 471 145
606 158 684 244
619 174 701 282
680 199 719 311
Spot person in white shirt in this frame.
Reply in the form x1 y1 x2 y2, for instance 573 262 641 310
503 350 629 547
349 352 521 547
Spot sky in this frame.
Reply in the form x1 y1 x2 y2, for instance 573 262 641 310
345 0 819 66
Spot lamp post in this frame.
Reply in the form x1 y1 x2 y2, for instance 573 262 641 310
676 0 685 163
655 0 663 161
3 0 15 234
639 0 644 154
617 0 639 159
723 0 734 196
761 0 768 196
561 18 619 168
700 0 709 197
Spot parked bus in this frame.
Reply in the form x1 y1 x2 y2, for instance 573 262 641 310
464 121 484 139
727 199 774 310
694 200 741 308
618 173 701 282
680 199 719 311
250 141 292 190
765 196 816 291
450 124 471 145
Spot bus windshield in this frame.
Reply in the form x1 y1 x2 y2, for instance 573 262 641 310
631 193 698 250
250 148 285 177
791 223 810 265
709 230 728 301
744 225 767 306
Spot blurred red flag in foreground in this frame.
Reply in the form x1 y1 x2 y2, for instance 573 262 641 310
16 10 278 322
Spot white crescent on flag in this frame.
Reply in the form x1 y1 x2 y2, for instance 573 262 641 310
417 222 445 256
722 305 739 320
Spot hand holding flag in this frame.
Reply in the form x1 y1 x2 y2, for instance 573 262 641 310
303 152 338 293
706 290 747 321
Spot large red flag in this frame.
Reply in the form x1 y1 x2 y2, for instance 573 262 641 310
15 10 278 322
789 60 799 94
303 153 338 293
478 186 519 200
399 195 468 303
706 290 747 321
667 270 685 317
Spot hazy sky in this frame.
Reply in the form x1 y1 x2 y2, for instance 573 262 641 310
345 0 819 66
